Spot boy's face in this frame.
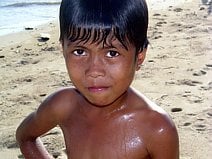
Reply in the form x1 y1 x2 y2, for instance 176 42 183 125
62 34 146 106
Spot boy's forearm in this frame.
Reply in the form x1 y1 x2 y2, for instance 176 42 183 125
18 138 53 159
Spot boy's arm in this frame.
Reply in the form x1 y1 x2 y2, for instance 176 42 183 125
147 113 179 159
16 89 72 159
16 111 55 159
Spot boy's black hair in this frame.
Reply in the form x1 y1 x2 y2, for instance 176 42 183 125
59 0 148 52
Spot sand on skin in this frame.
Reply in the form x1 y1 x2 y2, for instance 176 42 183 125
0 0 211 158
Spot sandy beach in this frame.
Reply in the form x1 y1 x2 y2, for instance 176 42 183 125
0 0 211 158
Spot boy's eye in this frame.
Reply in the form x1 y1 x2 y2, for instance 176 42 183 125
72 49 86 56
106 50 120 58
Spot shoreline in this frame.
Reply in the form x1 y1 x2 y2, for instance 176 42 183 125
0 20 59 48
0 0 211 158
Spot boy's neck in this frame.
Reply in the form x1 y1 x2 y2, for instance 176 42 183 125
79 88 132 119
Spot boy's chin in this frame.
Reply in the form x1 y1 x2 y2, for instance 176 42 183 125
86 99 114 108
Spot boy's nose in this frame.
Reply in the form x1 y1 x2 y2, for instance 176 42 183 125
85 55 105 78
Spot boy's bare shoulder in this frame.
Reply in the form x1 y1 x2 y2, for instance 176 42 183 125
131 87 176 131
136 102 177 140
130 88 179 156
38 87 79 121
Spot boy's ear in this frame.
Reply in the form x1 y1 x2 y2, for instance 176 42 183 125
136 48 147 71
60 40 64 49
59 40 65 54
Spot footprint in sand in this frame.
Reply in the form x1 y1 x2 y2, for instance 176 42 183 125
183 122 192 126
154 35 162 39
193 124 207 132
18 58 40 66
19 59 29 65
153 13 161 16
41 46 58 51
205 64 212 68
204 64 212 71
39 93 47 97
201 81 212 90
173 7 183 12
207 112 212 117
16 76 34 84
186 109 211 133
171 107 183 112
187 113 197 116
193 70 207 76
177 79 203 86
156 21 167 27
182 94 203 103
182 119 207 132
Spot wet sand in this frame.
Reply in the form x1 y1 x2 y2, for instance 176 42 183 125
0 0 211 158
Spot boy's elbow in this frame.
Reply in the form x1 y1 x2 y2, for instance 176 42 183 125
16 123 24 145
16 118 37 146
16 126 40 156
16 125 32 146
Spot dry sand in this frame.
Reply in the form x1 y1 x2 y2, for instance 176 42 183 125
0 0 211 158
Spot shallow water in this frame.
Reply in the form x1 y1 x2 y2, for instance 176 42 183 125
0 0 193 36
0 0 61 36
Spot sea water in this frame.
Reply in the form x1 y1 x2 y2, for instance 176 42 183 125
0 0 192 36
0 0 61 36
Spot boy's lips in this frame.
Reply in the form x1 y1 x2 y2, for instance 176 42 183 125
87 86 109 93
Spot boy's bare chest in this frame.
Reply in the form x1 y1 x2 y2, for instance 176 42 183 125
62 117 150 159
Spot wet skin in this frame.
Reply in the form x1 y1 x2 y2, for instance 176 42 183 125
61 88 151 158
16 36 179 159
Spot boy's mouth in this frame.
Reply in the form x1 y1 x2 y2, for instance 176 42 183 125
87 86 109 93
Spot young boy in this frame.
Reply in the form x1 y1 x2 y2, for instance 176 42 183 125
16 0 179 158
